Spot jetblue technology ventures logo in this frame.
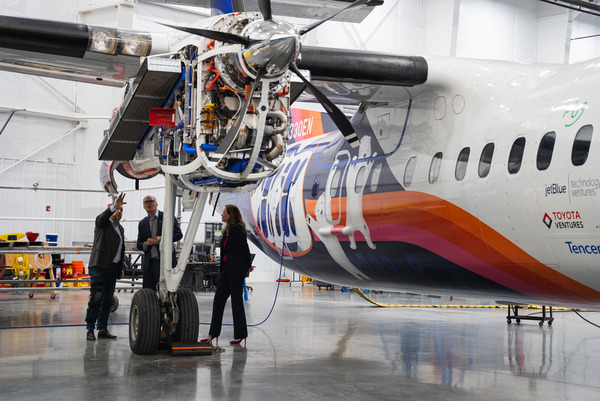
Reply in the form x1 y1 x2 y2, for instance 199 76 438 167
545 183 566 197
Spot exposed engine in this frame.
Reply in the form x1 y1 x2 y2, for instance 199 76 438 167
100 2 365 196
153 12 292 193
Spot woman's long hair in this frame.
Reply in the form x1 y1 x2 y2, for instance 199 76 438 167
223 204 246 235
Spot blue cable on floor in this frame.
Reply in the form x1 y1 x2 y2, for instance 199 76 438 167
209 180 293 329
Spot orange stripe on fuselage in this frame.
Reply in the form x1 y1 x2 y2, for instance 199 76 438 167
304 190 600 302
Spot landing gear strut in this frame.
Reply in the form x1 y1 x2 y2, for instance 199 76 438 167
128 177 208 355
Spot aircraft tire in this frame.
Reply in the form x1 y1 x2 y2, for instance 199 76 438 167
129 288 160 354
172 288 199 343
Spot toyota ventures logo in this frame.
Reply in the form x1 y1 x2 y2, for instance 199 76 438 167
543 211 584 230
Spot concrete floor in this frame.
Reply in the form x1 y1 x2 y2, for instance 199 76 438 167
1 282 599 400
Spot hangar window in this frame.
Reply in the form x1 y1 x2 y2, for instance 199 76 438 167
536 131 556 171
508 137 526 174
478 143 494 178
455 147 470 181
403 156 417 187
429 152 443 184
572 125 593 166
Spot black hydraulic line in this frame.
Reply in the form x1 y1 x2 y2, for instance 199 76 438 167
572 309 600 329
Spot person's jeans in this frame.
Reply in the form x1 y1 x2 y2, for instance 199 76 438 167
85 264 120 330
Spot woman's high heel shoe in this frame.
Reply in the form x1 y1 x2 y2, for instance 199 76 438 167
230 338 246 345
201 335 218 346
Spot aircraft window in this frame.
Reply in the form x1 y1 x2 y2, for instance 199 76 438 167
508 137 526 174
536 131 556 171
455 147 470 181
355 166 366 194
403 156 417 187
478 143 494 178
572 125 593 166
429 152 443 184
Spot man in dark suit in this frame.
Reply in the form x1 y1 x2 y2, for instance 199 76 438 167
85 193 126 341
137 195 183 291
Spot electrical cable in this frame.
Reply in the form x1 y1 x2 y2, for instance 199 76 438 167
203 180 295 329
571 308 600 329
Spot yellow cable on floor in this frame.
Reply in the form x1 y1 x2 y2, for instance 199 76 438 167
352 289 574 310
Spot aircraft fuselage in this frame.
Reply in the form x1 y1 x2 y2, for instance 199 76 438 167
242 56 600 309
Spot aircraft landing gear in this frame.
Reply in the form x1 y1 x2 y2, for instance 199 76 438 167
171 288 199 343
129 288 201 355
129 289 161 355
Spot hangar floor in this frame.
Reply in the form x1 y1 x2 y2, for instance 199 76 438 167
0 282 599 401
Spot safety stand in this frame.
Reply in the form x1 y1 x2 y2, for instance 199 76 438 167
507 305 554 327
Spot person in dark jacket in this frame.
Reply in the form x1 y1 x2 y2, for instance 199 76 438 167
85 193 126 341
136 195 183 291
202 204 253 345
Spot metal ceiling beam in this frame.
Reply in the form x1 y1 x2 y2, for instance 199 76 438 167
540 0 600 17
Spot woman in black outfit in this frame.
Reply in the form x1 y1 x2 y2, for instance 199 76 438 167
202 204 253 345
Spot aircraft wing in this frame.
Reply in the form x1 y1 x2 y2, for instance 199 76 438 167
138 0 383 23
0 14 428 94
0 15 156 87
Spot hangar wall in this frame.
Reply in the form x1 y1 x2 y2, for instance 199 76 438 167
1 0 599 281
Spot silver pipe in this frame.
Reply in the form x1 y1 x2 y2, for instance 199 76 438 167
159 173 177 299
174 192 208 274
0 185 105 193
0 216 147 223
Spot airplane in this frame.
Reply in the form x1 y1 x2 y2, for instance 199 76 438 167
2 0 600 354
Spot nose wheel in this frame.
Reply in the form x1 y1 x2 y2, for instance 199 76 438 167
129 289 161 355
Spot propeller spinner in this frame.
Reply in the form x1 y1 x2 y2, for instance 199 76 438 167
241 19 300 78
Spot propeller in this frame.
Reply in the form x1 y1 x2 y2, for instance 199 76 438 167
258 0 272 21
290 63 359 148
158 22 253 46
163 0 369 149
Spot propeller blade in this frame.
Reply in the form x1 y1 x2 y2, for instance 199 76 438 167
258 0 272 21
289 63 359 148
212 68 266 159
160 22 252 46
299 0 371 36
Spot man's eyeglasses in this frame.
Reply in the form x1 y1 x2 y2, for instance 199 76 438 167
143 200 156 204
